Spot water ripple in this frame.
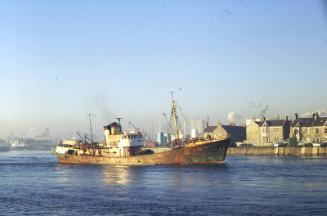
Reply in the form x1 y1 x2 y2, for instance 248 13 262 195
0 151 326 215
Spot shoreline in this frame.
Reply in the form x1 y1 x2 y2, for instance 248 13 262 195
227 147 327 156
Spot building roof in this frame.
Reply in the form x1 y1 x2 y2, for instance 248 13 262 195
314 117 327 126
259 119 289 127
291 117 327 127
203 126 216 133
204 125 245 134
222 125 246 134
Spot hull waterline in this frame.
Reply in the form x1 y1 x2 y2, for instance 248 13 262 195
56 139 229 166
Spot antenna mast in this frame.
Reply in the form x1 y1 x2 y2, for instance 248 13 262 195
87 114 96 143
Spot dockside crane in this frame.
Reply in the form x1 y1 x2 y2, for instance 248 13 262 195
178 106 191 137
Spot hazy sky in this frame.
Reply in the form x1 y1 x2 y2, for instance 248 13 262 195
1 0 327 138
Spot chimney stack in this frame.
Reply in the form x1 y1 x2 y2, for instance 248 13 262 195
295 113 299 120
316 112 319 118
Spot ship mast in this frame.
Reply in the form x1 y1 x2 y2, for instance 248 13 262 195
169 91 180 146
87 113 96 143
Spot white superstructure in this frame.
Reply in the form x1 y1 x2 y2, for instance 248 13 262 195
54 122 145 157
54 140 81 155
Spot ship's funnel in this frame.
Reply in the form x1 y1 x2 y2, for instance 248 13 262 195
103 122 121 146
104 122 121 134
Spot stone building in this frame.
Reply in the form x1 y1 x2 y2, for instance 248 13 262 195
203 123 246 146
245 117 291 146
290 113 327 143
245 119 261 145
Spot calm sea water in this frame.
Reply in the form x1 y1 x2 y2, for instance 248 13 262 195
0 151 327 216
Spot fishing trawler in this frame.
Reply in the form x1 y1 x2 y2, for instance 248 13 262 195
54 97 230 165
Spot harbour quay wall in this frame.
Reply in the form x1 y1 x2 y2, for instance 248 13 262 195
227 147 327 156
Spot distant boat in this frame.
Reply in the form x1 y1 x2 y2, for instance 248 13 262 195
9 138 26 150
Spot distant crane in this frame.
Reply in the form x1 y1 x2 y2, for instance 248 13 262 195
178 106 191 137
141 129 151 140
178 106 191 126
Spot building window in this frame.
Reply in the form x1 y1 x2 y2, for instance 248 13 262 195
316 128 320 134
325 128 327 134
263 137 269 143
274 128 279 132
275 136 279 141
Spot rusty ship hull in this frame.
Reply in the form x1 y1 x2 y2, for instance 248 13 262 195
56 139 229 166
